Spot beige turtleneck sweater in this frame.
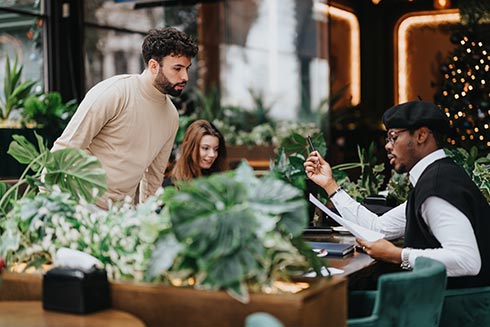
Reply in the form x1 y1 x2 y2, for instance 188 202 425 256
52 72 179 209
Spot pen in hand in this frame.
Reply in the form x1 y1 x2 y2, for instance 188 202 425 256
306 135 316 153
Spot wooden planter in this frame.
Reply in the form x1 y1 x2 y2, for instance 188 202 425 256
227 145 276 170
0 272 347 327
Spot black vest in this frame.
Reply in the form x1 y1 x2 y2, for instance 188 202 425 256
405 157 490 289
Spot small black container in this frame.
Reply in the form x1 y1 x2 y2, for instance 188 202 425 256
42 267 111 314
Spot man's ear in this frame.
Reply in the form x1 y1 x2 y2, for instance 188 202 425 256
148 59 159 74
417 127 432 143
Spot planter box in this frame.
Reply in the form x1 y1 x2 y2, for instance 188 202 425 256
227 145 276 170
0 272 347 327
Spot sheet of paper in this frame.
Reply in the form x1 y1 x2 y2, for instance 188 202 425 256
303 266 344 277
309 193 385 242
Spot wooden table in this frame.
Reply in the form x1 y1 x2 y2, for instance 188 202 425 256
304 231 393 290
0 273 347 327
0 301 146 327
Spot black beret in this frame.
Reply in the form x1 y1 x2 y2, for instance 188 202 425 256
382 101 448 132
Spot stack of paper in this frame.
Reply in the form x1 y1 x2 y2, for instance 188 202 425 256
309 194 385 242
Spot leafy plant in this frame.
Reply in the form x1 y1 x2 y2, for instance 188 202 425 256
1 141 324 304
190 86 224 123
340 143 385 202
0 189 166 278
271 133 385 204
445 147 490 202
386 171 410 205
0 56 38 123
149 163 324 303
21 91 77 132
0 133 107 218
269 132 327 193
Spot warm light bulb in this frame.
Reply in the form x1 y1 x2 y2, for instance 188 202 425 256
433 0 451 10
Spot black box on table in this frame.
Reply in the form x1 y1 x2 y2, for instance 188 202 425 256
42 267 111 314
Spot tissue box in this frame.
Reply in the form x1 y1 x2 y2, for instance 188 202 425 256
42 267 111 314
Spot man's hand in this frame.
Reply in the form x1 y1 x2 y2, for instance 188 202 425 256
303 151 339 195
357 238 403 264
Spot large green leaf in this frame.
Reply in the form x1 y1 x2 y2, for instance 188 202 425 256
0 182 15 218
159 162 312 302
44 148 107 202
7 134 42 165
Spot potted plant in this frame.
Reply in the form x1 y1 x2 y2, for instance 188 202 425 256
0 57 78 178
0 56 38 127
0 135 347 327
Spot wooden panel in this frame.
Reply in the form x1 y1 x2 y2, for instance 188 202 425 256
0 272 347 327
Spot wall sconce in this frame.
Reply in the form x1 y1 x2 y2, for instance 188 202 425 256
434 0 451 10
372 0 382 4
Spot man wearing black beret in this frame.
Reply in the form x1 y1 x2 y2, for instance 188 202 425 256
305 100 490 289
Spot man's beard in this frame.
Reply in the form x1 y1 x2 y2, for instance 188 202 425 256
154 70 185 97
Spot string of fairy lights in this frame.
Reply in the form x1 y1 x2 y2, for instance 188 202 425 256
435 31 490 150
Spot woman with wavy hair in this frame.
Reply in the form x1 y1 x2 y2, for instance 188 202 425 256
164 119 228 186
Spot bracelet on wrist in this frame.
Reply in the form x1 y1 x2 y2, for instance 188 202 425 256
328 186 342 198
400 248 412 270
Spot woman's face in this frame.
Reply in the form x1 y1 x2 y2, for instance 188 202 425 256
199 135 220 169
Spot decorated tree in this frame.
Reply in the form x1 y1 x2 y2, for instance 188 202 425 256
434 28 490 151
434 1 490 151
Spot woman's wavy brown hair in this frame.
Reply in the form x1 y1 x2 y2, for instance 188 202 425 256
172 119 228 181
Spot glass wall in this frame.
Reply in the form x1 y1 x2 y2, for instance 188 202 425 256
0 0 45 103
220 0 329 121
83 1 199 91
83 0 331 123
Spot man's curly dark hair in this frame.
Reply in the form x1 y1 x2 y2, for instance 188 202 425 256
142 27 198 65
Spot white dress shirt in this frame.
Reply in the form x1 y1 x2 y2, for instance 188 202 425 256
330 149 481 277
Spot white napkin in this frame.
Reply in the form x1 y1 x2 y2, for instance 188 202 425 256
55 248 103 272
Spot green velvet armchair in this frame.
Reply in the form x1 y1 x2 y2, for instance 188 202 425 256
245 312 284 327
439 286 490 327
347 257 447 327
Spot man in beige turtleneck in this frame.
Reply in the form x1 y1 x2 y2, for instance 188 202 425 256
52 28 198 209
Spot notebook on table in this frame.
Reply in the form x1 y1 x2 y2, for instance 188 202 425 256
307 241 355 256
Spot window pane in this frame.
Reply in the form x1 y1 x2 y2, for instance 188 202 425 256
221 0 329 121
0 3 44 116
84 0 164 32
83 1 198 92
0 0 42 15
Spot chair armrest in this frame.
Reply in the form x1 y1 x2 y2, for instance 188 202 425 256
348 290 377 319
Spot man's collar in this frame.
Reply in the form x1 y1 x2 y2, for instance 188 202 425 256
409 149 446 186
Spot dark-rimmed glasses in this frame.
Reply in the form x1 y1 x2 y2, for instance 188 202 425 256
385 129 409 145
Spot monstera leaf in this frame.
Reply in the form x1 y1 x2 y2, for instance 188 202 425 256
44 148 107 202
0 134 107 218
7 132 48 173
155 163 312 303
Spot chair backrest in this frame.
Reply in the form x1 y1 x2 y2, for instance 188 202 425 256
372 257 447 327
245 312 284 327
439 286 490 327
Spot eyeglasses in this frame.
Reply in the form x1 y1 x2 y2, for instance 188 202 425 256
385 129 409 145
